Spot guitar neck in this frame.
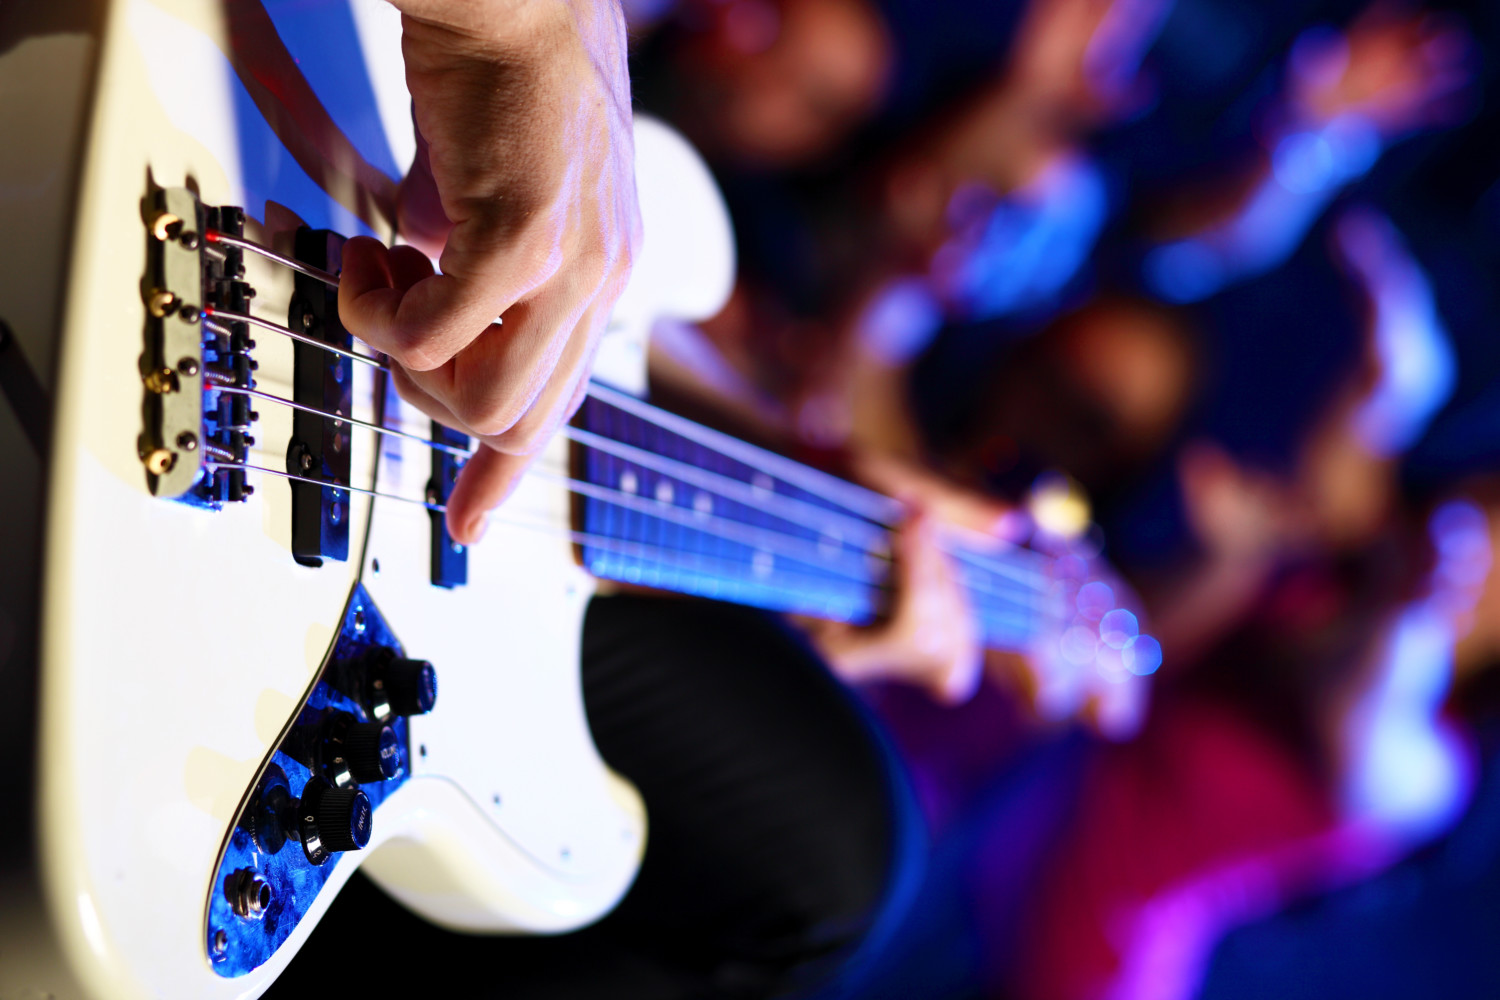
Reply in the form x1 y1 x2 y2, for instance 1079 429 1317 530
573 385 1056 651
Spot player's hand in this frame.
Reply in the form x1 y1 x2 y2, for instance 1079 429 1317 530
339 0 641 544
804 506 985 705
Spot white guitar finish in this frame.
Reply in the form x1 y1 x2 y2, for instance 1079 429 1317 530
0 2 735 999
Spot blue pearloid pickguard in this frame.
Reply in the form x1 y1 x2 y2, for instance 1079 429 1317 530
206 584 410 977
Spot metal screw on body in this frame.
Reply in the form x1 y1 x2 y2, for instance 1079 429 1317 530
151 211 182 242
143 448 176 475
147 289 177 317
143 368 178 394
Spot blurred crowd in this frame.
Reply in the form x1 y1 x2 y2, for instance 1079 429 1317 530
620 0 1500 997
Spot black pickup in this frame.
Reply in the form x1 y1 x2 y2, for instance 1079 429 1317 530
286 229 352 567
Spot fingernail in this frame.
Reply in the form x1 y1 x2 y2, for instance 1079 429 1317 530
465 515 489 545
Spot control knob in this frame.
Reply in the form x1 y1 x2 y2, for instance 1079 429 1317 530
323 711 402 785
367 653 437 719
298 778 372 865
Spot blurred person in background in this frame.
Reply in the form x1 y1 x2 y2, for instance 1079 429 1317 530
616 2 1497 998
628 0 895 168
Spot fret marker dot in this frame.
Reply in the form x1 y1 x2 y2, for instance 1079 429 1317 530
752 551 774 578
619 470 638 495
694 492 713 517
655 481 674 504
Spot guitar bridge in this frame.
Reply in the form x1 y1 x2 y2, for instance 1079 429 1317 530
140 187 259 503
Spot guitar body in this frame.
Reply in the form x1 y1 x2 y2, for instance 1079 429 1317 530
0 2 734 997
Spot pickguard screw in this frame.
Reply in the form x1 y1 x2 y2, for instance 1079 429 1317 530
180 230 200 250
353 610 366 632
177 357 199 376
329 503 344 525
301 313 314 332
211 928 227 955
179 305 201 324
451 542 464 554
177 431 198 452
299 452 314 473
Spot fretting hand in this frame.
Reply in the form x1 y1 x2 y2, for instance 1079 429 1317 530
339 0 641 545
803 505 986 705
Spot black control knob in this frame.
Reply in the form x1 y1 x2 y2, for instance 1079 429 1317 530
368 655 438 718
324 712 401 785
298 778 372 865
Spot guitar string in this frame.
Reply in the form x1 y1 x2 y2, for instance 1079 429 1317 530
202 247 905 527
204 312 386 368
209 381 1053 601
214 289 1038 564
206 232 1055 590
530 467 1051 610
214 384 468 455
206 436 1051 612
202 459 1047 639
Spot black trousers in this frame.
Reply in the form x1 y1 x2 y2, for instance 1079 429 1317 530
264 595 897 999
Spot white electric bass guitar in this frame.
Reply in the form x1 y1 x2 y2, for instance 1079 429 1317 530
0 3 1154 998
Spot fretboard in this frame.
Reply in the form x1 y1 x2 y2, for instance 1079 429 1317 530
575 385 1057 651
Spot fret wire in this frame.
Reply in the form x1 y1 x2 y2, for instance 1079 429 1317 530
525 471 884 589
553 470 1052 611
578 392 1053 590
585 382 905 525
565 426 889 552
947 544 1053 591
569 405 1051 604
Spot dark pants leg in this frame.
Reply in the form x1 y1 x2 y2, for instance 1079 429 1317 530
264 595 898 999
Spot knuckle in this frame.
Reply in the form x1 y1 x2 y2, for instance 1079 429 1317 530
387 338 440 372
458 399 523 439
